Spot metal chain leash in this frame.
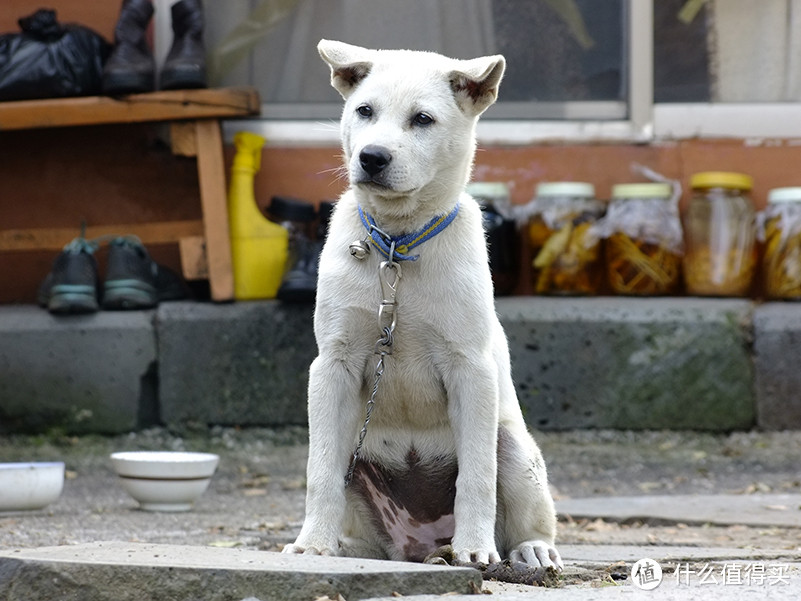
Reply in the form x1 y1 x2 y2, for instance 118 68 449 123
344 239 401 487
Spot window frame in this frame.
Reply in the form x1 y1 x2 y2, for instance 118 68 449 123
221 0 801 146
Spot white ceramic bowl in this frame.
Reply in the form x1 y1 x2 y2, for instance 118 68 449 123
110 451 219 512
0 462 65 512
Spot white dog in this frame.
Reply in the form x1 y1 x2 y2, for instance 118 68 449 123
283 39 562 570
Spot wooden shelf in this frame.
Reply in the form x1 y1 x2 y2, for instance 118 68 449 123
0 87 259 131
0 220 204 251
0 87 261 302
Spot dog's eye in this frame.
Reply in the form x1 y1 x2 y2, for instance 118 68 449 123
356 104 373 118
412 112 434 126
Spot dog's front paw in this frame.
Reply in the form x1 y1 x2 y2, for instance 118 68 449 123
453 545 501 566
282 542 338 556
509 540 563 571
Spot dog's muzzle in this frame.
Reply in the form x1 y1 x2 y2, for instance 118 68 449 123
359 145 392 182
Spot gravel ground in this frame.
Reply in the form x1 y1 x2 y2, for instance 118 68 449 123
2 427 801 557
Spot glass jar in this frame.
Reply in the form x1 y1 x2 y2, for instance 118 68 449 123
528 182 605 295
683 172 756 296
762 187 801 300
605 183 683 296
467 182 518 296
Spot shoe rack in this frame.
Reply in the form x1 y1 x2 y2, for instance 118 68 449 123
0 86 260 302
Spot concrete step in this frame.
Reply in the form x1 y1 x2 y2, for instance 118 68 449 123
557 493 801 528
0 541 482 601
2 540 798 601
1 298 799 433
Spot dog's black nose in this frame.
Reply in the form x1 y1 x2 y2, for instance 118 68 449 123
359 145 392 177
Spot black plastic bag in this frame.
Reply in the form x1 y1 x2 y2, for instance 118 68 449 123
0 9 111 101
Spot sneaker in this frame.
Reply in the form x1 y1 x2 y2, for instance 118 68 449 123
37 237 100 314
102 236 187 310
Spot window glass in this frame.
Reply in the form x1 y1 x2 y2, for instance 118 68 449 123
205 0 627 120
492 0 624 103
654 0 801 103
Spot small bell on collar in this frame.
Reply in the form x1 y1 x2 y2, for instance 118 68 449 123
349 239 371 260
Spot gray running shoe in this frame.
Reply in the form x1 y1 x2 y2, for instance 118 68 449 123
37 237 100 314
102 237 187 310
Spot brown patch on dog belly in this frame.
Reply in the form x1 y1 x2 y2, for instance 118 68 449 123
351 450 457 562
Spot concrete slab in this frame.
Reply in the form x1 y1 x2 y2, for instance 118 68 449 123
0 306 156 433
5 296 801 433
753 303 801 429
557 493 801 528
559 544 800 564
157 302 316 429
0 541 482 601
498 297 755 430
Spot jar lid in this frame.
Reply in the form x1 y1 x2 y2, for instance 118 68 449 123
611 183 672 199
690 171 753 191
768 187 801 203
536 182 595 198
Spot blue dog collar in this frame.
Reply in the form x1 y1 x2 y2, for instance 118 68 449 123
358 202 460 262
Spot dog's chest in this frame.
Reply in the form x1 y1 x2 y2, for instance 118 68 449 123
361 326 453 429
351 452 457 562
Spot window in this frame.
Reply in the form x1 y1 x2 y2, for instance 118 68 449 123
203 0 627 119
653 0 801 139
193 0 801 144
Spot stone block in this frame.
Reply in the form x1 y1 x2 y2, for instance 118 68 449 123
0 542 481 601
753 303 801 429
0 306 156 434
158 302 316 429
498 297 755 431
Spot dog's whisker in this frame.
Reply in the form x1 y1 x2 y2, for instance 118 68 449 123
312 120 341 133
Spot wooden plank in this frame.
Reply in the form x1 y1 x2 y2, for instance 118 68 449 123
179 235 209 280
0 220 204 251
194 119 234 301
170 122 198 157
0 87 260 131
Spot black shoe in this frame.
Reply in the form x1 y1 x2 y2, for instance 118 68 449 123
102 237 187 310
38 238 100 315
277 240 322 303
159 0 206 90
102 0 156 95
276 200 334 303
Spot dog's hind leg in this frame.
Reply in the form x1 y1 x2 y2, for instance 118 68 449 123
339 497 390 560
495 417 563 570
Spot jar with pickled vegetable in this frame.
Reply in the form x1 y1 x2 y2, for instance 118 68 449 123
467 182 519 295
683 172 756 296
605 183 683 295
528 182 605 295
762 187 801 300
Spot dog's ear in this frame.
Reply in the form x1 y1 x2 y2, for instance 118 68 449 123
448 55 506 116
318 39 374 99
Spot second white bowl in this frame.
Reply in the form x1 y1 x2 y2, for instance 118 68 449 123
110 451 219 512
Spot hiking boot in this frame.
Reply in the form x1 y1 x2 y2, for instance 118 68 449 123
159 0 206 90
102 237 187 310
271 197 319 303
276 200 335 303
102 0 156 94
37 238 100 315
276 240 321 303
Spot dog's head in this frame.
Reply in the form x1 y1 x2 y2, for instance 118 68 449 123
319 40 505 231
